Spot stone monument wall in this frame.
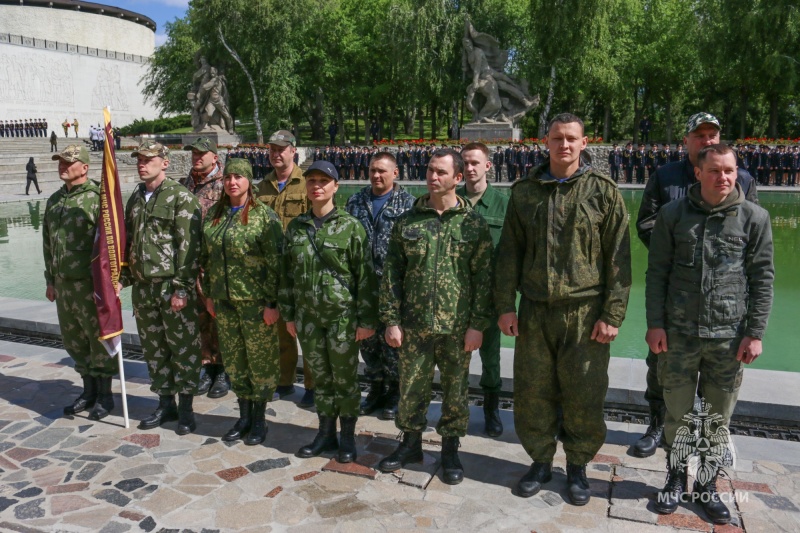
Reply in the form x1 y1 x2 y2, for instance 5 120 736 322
0 3 159 136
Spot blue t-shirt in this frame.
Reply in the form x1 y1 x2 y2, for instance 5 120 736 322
370 189 392 217
277 180 287 192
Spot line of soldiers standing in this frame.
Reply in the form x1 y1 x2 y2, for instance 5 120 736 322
1 119 49 138
737 144 800 186
608 142 687 184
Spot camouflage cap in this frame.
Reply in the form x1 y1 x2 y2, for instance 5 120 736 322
223 157 253 184
268 130 296 147
183 137 217 154
132 141 170 160
685 112 721 135
51 145 90 164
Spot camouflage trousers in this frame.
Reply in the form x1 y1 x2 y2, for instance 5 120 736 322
658 330 743 452
396 329 471 438
478 320 502 393
514 297 609 466
131 281 201 396
215 300 280 401
359 324 399 383
644 349 666 411
196 293 221 366
278 318 315 389
295 313 360 417
54 277 117 378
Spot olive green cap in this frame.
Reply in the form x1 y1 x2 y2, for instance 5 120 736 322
132 141 170 160
183 137 218 154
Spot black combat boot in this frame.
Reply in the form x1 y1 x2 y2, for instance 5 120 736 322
381 381 400 420
139 395 178 430
243 400 268 445
298 389 315 408
338 416 358 463
195 364 214 396
693 474 731 524
378 432 423 472
655 463 687 514
566 463 591 506
482 391 503 437
359 381 385 415
223 398 252 442
88 376 114 421
296 415 339 458
64 375 97 415
633 404 665 457
441 436 464 485
176 393 196 435
517 461 552 497
207 367 230 399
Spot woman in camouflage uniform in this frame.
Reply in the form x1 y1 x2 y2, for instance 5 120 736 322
200 159 284 445
280 160 378 463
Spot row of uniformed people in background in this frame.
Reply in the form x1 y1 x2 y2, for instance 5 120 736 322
738 144 800 186
0 119 49 138
607 142 687 183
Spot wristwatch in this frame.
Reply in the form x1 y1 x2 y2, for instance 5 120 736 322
176 289 188 299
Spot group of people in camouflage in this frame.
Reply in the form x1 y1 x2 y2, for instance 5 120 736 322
0 119 49 138
43 111 773 523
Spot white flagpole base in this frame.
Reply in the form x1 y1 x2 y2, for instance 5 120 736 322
116 349 130 429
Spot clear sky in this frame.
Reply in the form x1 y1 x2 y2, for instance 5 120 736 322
101 0 189 47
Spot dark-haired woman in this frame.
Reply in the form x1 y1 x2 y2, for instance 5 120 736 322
200 158 283 445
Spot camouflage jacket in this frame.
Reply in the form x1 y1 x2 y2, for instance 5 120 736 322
380 194 494 334
494 163 632 328
255 165 308 230
345 184 416 278
646 183 774 339
279 207 378 329
200 200 283 304
121 178 202 291
179 162 223 219
42 180 100 284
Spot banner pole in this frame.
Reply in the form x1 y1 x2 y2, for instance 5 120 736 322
116 347 130 429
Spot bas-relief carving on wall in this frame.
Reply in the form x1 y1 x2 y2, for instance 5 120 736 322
0 51 74 107
91 64 130 111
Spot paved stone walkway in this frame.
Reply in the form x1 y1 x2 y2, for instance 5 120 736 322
1 346 799 532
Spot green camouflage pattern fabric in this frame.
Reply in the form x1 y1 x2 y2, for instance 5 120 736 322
659 330 742 451
684 112 720 135
379 194 494 333
121 178 202 291
132 141 170 159
279 207 377 329
514 297 610 465
131 281 201 395
51 144 89 164
183 137 218 154
455 182 508 247
280 207 376 417
646 183 774 339
53 278 117 377
200 201 283 303
215 299 280 401
358 325 398 382
396 329 472 437
493 164 632 328
43 180 100 284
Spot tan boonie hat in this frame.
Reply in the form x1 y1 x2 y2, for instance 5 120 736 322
51 145 89 164
183 137 217 154
268 130 296 147
132 141 170 160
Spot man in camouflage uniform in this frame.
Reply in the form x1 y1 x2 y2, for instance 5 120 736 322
345 152 415 419
180 137 229 399
457 142 509 438
255 130 315 407
44 145 117 420
121 141 203 436
495 113 631 505
378 148 493 485
647 144 773 523
634 113 758 459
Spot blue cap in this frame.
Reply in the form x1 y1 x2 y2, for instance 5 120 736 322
303 160 339 181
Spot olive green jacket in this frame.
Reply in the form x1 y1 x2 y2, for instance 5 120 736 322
494 163 632 327
456 182 509 247
255 165 308 230
646 183 774 339
43 180 100 284
121 177 202 291
380 194 494 334
279 207 378 329
200 200 283 304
